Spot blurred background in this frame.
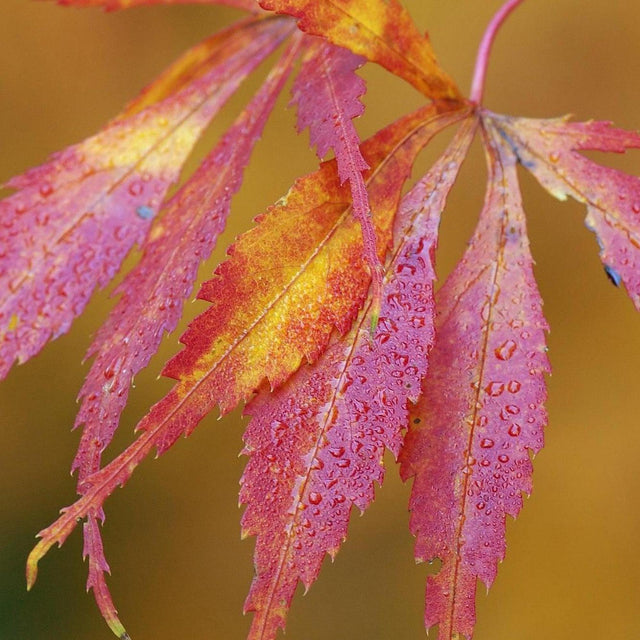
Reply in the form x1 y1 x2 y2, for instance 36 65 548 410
1 1 640 639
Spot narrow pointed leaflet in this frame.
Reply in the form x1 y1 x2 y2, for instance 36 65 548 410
72 38 302 638
241 117 476 640
27 102 471 598
291 38 382 327
259 0 461 102
0 15 292 379
492 114 640 311
399 118 550 640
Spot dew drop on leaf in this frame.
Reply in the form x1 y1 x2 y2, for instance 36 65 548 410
507 380 521 393
136 205 154 220
485 381 505 397
495 339 517 361
508 423 522 437
308 492 323 505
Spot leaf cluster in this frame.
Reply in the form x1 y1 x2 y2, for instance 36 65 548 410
2 1 640 639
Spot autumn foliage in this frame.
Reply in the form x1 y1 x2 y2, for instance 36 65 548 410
3 0 640 639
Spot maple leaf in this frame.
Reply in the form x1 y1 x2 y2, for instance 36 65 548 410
259 0 461 101
241 117 476 640
0 14 292 380
491 114 640 309
291 38 384 327
25 101 470 624
72 35 303 636
5 1 640 639
399 116 550 639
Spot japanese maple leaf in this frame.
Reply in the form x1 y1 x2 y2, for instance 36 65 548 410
0 14 292 379
1 1 637 640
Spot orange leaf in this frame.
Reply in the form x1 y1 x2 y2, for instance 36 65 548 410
259 0 462 101
0 15 292 378
241 117 476 640
26 102 471 594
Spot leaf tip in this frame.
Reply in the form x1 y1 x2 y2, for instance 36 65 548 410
26 542 44 590
102 606 129 640
110 621 129 640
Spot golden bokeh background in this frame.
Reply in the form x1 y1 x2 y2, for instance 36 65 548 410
1 1 640 639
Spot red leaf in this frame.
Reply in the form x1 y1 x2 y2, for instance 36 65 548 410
0 15 292 379
492 113 640 310
399 117 550 640
291 39 368 178
26 103 471 602
240 117 476 640
71 36 300 637
73 31 300 483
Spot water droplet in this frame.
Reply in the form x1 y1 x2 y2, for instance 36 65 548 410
128 181 144 197
604 265 622 287
507 380 521 393
396 262 416 275
508 423 522 437
498 454 509 463
35 210 50 226
485 381 505 397
480 438 494 449
308 492 322 505
136 205 154 220
495 340 517 361
39 183 53 197
476 501 486 510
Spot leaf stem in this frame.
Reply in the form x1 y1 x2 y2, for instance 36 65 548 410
470 0 526 104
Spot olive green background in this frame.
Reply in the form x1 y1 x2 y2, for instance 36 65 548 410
1 1 639 639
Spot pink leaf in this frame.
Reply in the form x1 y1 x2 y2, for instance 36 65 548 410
493 114 640 310
291 39 368 181
74 31 300 483
26 103 472 606
240 117 476 640
72 35 299 635
399 117 550 640
0 16 292 379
